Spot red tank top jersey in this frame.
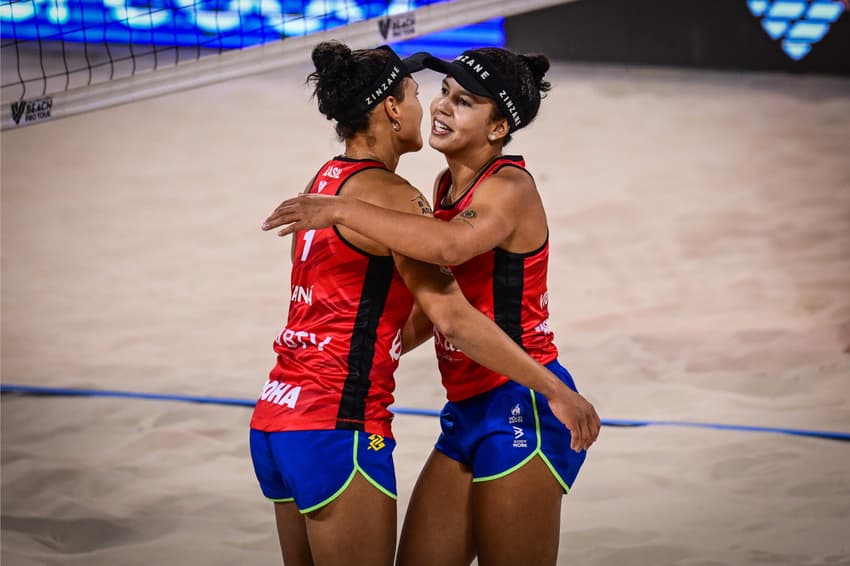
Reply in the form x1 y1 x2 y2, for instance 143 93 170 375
250 157 414 438
433 155 558 402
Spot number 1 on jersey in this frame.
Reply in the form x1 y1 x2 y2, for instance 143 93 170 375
300 229 316 261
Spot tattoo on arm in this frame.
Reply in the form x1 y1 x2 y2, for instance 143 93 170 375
458 208 477 228
411 193 433 216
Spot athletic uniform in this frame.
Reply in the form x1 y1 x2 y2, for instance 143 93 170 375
432 155 586 491
250 157 414 513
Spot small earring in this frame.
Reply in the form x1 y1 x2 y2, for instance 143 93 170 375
488 134 496 141
392 120 401 132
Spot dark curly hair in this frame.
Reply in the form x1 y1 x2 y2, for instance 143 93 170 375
471 48 551 146
308 41 407 140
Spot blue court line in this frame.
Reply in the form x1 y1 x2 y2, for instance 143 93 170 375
2 384 849 442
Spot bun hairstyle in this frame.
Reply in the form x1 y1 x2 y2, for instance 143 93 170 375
308 41 407 140
474 48 551 146
519 53 552 97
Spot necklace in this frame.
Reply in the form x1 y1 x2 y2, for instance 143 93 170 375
445 155 500 204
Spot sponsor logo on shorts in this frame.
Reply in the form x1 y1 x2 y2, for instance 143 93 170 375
512 426 527 448
258 379 302 408
509 403 523 424
367 434 386 451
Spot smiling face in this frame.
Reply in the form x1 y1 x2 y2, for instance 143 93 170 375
429 76 501 156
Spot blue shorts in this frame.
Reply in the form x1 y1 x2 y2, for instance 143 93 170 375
435 359 586 492
249 429 397 513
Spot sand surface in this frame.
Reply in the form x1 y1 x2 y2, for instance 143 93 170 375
2 60 850 565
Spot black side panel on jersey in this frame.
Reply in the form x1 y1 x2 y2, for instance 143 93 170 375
493 248 525 347
336 256 395 430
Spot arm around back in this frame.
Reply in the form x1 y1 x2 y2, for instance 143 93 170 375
263 167 529 266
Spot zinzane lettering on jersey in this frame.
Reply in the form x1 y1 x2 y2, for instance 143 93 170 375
276 327 332 351
291 285 313 306
259 379 302 408
323 165 342 179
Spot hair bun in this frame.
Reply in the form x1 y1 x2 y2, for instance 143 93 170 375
520 53 550 85
312 41 356 76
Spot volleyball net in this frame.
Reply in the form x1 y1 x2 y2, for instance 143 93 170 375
1 0 578 129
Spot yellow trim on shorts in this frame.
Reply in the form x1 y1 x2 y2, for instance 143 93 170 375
472 388 571 493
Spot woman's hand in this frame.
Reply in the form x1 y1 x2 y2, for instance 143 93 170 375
262 194 345 236
545 386 601 452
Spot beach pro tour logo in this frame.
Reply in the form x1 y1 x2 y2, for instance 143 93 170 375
377 11 415 40
10 96 53 126
748 0 847 60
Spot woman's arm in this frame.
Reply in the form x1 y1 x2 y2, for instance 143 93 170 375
392 252 600 452
262 172 527 266
402 303 434 355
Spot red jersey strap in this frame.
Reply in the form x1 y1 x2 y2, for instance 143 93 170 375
310 156 386 197
435 155 528 214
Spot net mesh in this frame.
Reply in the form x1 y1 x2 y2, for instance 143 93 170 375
1 0 575 128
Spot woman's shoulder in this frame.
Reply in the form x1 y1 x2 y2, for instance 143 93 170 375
344 167 427 213
491 158 534 182
344 166 405 193
480 159 536 195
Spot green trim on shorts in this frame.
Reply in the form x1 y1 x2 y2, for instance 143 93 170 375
267 496 295 503
297 431 397 515
472 388 571 493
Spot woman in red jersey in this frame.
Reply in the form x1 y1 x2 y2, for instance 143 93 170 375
251 42 599 566
264 48 595 565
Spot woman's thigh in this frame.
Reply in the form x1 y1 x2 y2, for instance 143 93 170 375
306 472 397 566
472 455 563 566
397 449 476 566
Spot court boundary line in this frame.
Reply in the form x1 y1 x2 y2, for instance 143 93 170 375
2 384 848 442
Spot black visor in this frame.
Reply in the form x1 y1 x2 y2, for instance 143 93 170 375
352 46 429 115
421 50 526 131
